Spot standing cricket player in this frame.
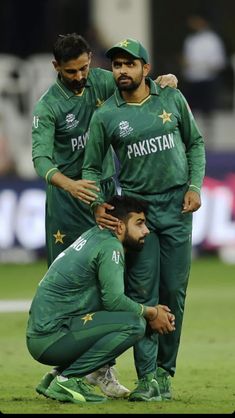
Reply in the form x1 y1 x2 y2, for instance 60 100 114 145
82 38 206 401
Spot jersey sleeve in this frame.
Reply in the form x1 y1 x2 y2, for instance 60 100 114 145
97 240 143 316
175 90 206 194
82 111 112 204
32 100 60 182
32 100 56 161
33 156 59 182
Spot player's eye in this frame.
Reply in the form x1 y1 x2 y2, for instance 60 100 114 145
65 69 77 74
113 62 121 68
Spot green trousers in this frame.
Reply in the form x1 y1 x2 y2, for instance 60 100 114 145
26 311 145 377
46 177 116 266
124 184 193 378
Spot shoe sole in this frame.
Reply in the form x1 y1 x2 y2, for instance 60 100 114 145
129 395 162 402
36 386 50 398
102 391 130 399
161 393 172 400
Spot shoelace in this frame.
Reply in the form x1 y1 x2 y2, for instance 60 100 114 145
104 366 120 383
135 377 151 390
160 375 169 391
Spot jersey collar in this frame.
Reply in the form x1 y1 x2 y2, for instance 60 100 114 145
114 78 159 106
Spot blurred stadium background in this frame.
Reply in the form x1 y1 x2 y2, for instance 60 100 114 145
0 0 235 264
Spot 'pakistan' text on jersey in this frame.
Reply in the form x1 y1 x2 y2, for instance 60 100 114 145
82 79 206 198
32 68 116 179
27 226 143 338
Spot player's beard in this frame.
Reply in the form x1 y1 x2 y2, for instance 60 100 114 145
123 228 145 252
61 76 87 93
116 75 143 91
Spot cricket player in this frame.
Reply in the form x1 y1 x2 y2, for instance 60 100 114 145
26 195 175 404
82 38 206 401
31 32 178 398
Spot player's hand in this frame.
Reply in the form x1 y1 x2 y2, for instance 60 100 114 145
148 304 176 335
182 190 201 213
155 73 178 89
69 179 100 204
94 203 119 230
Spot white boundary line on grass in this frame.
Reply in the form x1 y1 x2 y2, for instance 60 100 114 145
0 300 31 312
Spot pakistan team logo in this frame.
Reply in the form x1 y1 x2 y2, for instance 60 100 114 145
119 121 133 138
65 113 79 129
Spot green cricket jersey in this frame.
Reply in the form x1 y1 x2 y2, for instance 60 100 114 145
27 226 143 338
32 68 116 180
82 79 206 201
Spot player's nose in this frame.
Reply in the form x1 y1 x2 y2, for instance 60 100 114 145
143 225 150 236
74 70 83 80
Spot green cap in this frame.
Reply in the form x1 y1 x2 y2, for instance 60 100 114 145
105 38 149 63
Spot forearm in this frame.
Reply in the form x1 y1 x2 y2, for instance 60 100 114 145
33 156 80 190
102 292 158 320
102 284 174 334
177 92 206 191
82 168 104 206
102 292 144 316
187 142 206 193
49 171 75 191
33 156 59 183
34 157 75 191
34 157 99 204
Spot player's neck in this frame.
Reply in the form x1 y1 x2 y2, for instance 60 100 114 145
121 81 150 104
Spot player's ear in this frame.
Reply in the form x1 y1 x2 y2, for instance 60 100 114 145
52 60 59 72
116 220 125 235
143 63 151 77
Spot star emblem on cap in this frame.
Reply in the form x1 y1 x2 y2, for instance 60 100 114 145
81 313 95 325
118 40 131 48
53 230 66 244
158 110 172 124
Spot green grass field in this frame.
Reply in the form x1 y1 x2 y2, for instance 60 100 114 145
0 256 235 414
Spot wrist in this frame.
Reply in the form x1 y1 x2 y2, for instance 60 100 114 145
149 307 158 321
144 306 158 321
91 201 103 211
46 167 60 184
189 184 201 195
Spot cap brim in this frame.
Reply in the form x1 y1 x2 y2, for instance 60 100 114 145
105 47 140 60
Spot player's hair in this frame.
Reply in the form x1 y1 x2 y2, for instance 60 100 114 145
53 33 91 63
106 195 148 221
